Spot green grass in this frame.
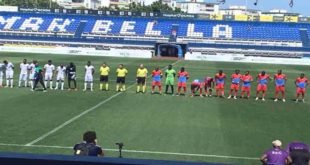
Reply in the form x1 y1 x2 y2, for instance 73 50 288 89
0 52 309 165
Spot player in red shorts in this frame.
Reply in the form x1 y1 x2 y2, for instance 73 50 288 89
240 71 253 99
204 76 214 97
295 73 308 103
215 70 226 97
274 70 287 102
191 79 204 97
177 67 189 96
228 70 242 99
151 67 163 94
255 71 271 101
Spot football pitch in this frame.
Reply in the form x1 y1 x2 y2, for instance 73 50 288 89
0 52 309 165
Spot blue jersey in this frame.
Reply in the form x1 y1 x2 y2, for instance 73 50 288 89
275 74 286 86
152 70 162 82
178 71 189 83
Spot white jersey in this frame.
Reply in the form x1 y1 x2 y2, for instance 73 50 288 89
57 66 66 77
5 62 14 72
44 64 55 74
28 63 36 74
20 63 29 74
85 65 94 75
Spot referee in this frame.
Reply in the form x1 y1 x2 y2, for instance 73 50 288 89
99 62 110 91
136 64 148 93
116 64 128 92
31 62 47 92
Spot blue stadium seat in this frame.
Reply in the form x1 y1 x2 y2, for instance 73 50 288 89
0 12 310 42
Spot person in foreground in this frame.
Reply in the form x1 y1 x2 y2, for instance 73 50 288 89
286 141 310 165
74 131 104 157
260 140 292 165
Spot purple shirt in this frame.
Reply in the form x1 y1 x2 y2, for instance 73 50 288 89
286 142 309 153
265 148 289 165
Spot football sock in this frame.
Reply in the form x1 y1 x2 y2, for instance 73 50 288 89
137 86 140 92
142 85 146 93
61 82 64 90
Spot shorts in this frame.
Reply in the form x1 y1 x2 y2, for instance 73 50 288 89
257 84 267 92
242 86 251 92
137 77 146 84
57 75 65 81
230 84 240 90
116 77 125 84
204 84 211 90
165 78 174 85
84 74 93 82
275 86 285 92
178 82 187 87
29 73 35 80
296 87 306 94
152 81 161 86
191 83 202 90
19 73 28 81
100 75 109 82
68 74 76 80
45 73 53 80
216 83 224 90
5 71 14 79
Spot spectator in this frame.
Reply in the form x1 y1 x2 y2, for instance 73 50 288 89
260 140 292 165
73 131 104 157
286 141 310 165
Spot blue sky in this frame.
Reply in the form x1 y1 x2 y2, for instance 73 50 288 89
222 0 310 16
145 0 310 16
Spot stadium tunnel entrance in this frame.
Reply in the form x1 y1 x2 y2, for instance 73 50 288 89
155 43 187 58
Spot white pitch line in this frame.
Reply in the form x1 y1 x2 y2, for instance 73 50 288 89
25 60 182 146
0 143 258 160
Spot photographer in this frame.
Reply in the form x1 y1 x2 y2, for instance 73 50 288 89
73 131 104 157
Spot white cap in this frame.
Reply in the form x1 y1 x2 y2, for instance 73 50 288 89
272 140 282 147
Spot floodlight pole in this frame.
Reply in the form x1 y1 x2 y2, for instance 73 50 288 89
245 0 248 13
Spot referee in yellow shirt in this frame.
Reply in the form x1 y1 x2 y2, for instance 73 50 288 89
136 64 148 93
99 62 110 91
116 64 128 92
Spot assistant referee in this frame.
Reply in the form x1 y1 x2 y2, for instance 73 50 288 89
116 64 128 92
99 62 110 91
136 64 148 93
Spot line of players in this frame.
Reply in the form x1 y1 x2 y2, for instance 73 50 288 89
0 59 308 103
0 59 77 91
149 65 308 103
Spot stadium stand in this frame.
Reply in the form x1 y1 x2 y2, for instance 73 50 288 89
0 12 310 45
1 11 310 59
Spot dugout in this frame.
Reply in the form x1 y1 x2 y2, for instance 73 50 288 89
155 42 188 58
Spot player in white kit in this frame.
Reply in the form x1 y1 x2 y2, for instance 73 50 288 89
0 62 5 87
3 60 14 88
83 61 95 91
55 64 66 90
19 59 29 87
44 60 55 89
28 60 37 89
